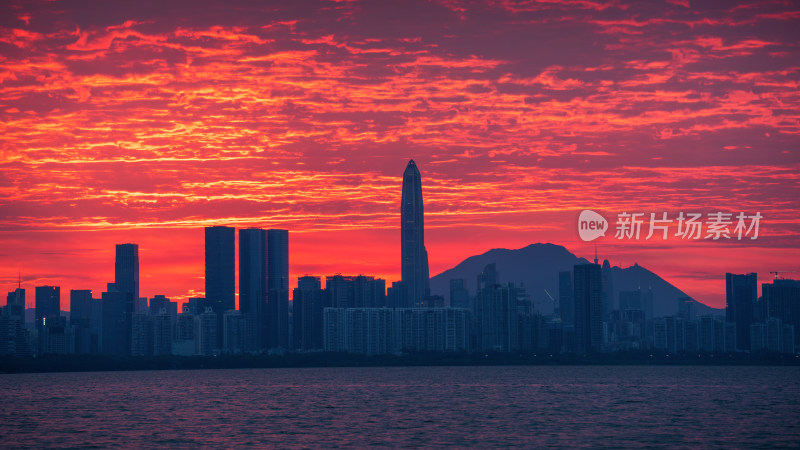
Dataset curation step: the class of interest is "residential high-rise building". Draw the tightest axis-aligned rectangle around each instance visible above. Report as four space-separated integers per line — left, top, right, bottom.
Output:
148 295 177 323
573 263 602 354
195 307 218 356
324 275 386 309
725 272 757 351
601 259 613 320
222 309 245 354
101 283 126 355
153 309 172 356
2 286 29 356
449 279 469 310
267 229 289 349
173 305 196 356
323 307 471 355
643 285 654 321
475 264 519 352
240 228 267 349
400 159 429 308
558 271 573 325
130 312 154 357
699 315 725 353
293 276 323 350
205 226 235 316
386 281 407 309
761 278 800 348
5 287 25 323
678 296 695 321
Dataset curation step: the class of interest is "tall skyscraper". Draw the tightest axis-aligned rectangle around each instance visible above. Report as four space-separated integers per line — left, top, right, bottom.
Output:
35 285 61 355
726 272 757 351
115 243 139 356
114 243 139 314
267 229 289 349
35 285 60 326
205 226 236 316
240 228 267 349
573 263 602 354
400 159 429 308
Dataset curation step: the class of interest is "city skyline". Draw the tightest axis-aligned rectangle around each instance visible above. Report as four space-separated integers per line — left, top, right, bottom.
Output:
4 153 797 357
2 1 800 309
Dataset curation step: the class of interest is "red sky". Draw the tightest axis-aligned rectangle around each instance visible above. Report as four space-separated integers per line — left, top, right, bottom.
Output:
1 0 798 310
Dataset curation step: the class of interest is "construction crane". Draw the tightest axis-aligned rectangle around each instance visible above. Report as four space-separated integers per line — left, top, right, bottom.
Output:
769 271 795 280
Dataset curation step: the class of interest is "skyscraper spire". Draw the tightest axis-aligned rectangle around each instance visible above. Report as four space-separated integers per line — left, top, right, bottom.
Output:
594 243 598 265
401 159 430 307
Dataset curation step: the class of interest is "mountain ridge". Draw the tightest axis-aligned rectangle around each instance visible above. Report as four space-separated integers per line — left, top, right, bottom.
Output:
430 243 723 318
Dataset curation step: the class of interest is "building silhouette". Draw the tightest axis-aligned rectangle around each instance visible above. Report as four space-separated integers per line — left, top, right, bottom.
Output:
573 263 602 354
115 243 138 355
400 159 429 308
1 286 29 356
449 279 469 310
148 295 177 322
153 309 172 356
293 275 324 350
222 309 245 354
131 311 154 356
558 271 573 325
35 285 60 354
205 226 235 348
601 259 613 320
35 285 60 326
267 229 289 349
240 228 267 350
760 278 799 349
475 264 520 352
101 283 126 355
69 289 93 354
323 307 471 355
5 286 25 323
726 272 757 350
114 243 139 316
195 307 218 356
325 275 386 308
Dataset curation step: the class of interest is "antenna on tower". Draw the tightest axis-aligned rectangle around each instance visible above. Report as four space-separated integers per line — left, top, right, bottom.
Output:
18 271 21 289
594 243 598 265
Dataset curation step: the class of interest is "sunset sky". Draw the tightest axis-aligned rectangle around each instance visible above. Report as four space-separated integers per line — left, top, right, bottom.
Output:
1 0 798 310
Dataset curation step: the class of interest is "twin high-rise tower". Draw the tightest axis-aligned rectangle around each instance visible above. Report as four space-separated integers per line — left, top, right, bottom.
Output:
401 159 430 307
206 226 289 350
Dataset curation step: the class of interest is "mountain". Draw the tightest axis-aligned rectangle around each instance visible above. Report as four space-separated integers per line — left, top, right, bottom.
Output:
430 243 723 318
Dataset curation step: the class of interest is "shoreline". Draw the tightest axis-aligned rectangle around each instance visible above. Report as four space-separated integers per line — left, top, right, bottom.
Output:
2 351 798 374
